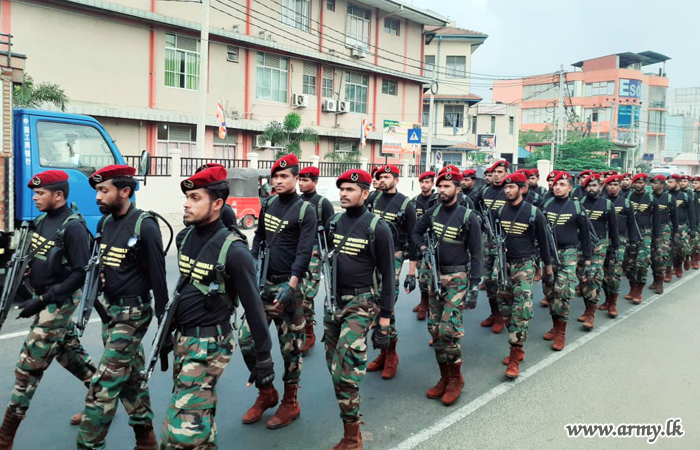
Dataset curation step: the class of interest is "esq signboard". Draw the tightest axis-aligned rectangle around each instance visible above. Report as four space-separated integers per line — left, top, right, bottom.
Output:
618 79 642 99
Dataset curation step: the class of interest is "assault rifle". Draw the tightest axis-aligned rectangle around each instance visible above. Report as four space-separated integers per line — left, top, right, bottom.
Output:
0 223 32 332
423 228 440 294
317 225 336 314
76 234 109 336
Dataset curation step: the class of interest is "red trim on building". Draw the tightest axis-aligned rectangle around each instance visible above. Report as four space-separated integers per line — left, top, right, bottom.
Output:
374 8 380 66
1 0 11 49
318 0 324 52
246 0 251 35
146 124 156 155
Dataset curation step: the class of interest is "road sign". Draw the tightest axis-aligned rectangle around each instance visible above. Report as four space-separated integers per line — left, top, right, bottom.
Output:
643 153 654 161
407 128 422 144
382 120 421 155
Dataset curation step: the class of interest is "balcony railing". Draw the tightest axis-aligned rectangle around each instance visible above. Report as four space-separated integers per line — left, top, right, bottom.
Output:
124 155 172 176
180 157 248 177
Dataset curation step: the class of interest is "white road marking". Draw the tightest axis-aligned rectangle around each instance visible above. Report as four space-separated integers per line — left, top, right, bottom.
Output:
0 317 101 341
392 270 700 449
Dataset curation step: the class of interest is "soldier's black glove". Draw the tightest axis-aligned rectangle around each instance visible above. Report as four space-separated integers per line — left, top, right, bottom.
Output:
404 275 416 293
248 358 275 388
371 325 390 350
543 271 555 287
465 284 479 310
276 284 296 315
160 332 174 372
18 298 45 318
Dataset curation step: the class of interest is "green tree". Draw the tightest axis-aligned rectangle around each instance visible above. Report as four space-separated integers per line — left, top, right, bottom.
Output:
260 112 319 159
531 137 613 172
518 128 552 148
13 74 68 111
324 148 360 163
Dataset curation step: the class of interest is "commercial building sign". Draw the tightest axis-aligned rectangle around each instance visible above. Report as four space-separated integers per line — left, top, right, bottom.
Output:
382 120 421 155
617 105 640 128
477 134 497 149
618 79 642 98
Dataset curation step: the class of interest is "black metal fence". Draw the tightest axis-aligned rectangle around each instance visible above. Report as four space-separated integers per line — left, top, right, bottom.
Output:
180 157 249 177
318 162 358 177
124 155 172 176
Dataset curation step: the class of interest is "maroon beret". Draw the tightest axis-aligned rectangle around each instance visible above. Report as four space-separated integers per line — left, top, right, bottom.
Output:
633 173 649 183
436 170 462 184
552 171 572 183
271 154 299 176
582 173 602 188
89 164 136 188
519 169 532 177
669 174 682 180
546 170 560 181
418 171 436 181
530 169 540 176
196 162 225 173
28 170 69 189
462 169 477 178
489 160 510 171
181 166 228 193
603 174 622 184
370 166 380 175
438 165 460 175
337 169 372 187
503 172 527 186
621 172 632 179
577 170 593 178
650 175 667 182
299 166 320 178
375 164 400 179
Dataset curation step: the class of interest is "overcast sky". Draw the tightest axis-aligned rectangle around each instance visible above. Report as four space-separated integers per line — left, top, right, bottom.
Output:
410 0 696 100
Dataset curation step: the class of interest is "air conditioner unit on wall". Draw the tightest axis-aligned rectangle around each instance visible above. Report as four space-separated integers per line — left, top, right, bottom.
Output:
350 47 366 59
255 135 272 148
337 101 350 114
322 99 337 112
293 94 309 108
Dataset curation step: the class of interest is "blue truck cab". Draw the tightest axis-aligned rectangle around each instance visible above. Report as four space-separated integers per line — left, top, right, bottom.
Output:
12 108 129 233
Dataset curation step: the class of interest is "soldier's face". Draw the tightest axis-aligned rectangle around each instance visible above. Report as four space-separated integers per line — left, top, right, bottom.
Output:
586 180 601 197
606 181 621 196
553 179 572 198
372 178 380 189
680 179 690 189
272 169 298 195
667 179 678 190
485 173 493 184
492 167 507 185
462 177 474 189
298 177 317 194
420 178 434 194
95 180 129 214
528 176 538 187
621 177 632 188
548 179 555 189
437 180 459 204
693 180 700 191
651 180 665 194
339 183 369 209
378 173 398 191
504 183 524 201
183 188 223 226
634 179 647 192
32 188 61 212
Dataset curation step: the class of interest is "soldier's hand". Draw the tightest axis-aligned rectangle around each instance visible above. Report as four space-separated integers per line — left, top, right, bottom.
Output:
18 298 45 318
404 274 417 293
465 285 479 310
583 265 593 282
543 271 555 287
274 284 296 315
247 358 275 388
371 324 390 350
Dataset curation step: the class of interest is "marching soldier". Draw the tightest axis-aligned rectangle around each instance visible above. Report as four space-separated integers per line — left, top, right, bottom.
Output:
482 166 494 192
0 171 96 449
626 173 660 303
541 170 558 203
161 165 275 447
541 171 592 350
461 170 480 203
476 160 509 334
648 175 677 292
620 173 632 198
323 169 395 449
601 175 639 316
491 172 553 378
667 174 696 279
298 166 335 352
412 171 438 320
366 166 381 205
520 170 542 207
570 170 592 201
413 169 482 403
77 165 169 449
195 163 237 228
527 169 548 197
241 154 316 428
365 164 418 380
577 174 619 330
680 175 698 271
692 176 700 269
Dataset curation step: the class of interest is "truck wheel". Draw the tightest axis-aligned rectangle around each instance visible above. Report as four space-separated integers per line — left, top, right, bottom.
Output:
241 215 256 229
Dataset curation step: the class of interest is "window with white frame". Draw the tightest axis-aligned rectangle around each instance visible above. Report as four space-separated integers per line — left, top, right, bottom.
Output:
424 55 436 79
345 72 368 113
165 33 200 90
281 0 310 32
490 116 496 133
521 107 555 125
471 115 477 134
335 139 358 152
256 53 289 103
213 133 237 159
422 109 430 127
444 105 464 128
384 17 400 36
381 79 397 96
322 66 334 98
346 4 371 50
327 0 336 11
585 81 615 97
509 116 514 135
303 63 317 95
157 124 196 157
523 83 556 100
445 56 467 79
226 46 239 63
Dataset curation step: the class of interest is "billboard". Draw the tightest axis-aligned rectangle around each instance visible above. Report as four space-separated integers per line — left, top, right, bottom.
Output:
618 79 642 99
477 134 497 149
617 105 640 128
381 120 421 155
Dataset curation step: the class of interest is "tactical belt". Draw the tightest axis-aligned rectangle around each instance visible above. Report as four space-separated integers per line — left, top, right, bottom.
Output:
338 286 373 296
268 274 291 284
106 293 151 307
178 321 232 338
440 265 467 274
506 256 533 264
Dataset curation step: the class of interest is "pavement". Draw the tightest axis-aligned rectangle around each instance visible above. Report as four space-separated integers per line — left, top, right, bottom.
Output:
0 248 699 449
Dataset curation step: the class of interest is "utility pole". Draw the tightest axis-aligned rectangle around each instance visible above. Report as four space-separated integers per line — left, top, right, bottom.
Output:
425 78 437 171
551 65 565 167
196 0 210 157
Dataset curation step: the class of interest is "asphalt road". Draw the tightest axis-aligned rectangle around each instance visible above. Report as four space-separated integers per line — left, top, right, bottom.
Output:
1 242 698 449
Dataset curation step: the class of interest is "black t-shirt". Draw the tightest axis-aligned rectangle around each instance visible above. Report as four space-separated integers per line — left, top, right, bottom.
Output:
302 191 335 244
99 206 169 316
524 189 541 208
326 206 394 318
477 184 507 214
414 192 437 218
28 204 90 303
628 190 661 238
495 201 552 264
221 203 237 228
670 189 697 229
608 194 639 242
412 201 483 285
175 219 271 360
251 192 316 280
571 185 585 202
370 191 418 260
581 195 620 248
543 196 593 260
653 191 678 233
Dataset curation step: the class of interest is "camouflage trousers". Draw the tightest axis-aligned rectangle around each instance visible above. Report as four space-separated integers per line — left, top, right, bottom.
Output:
323 292 379 423
603 237 627 294
160 331 234 449
239 280 305 385
303 249 321 323
428 271 467 364
77 302 154 449
483 242 500 302
543 248 578 321
673 223 692 265
9 293 95 418
693 228 700 254
629 229 652 284
577 239 609 305
417 256 432 293
652 224 673 276
374 250 404 341
497 259 535 346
